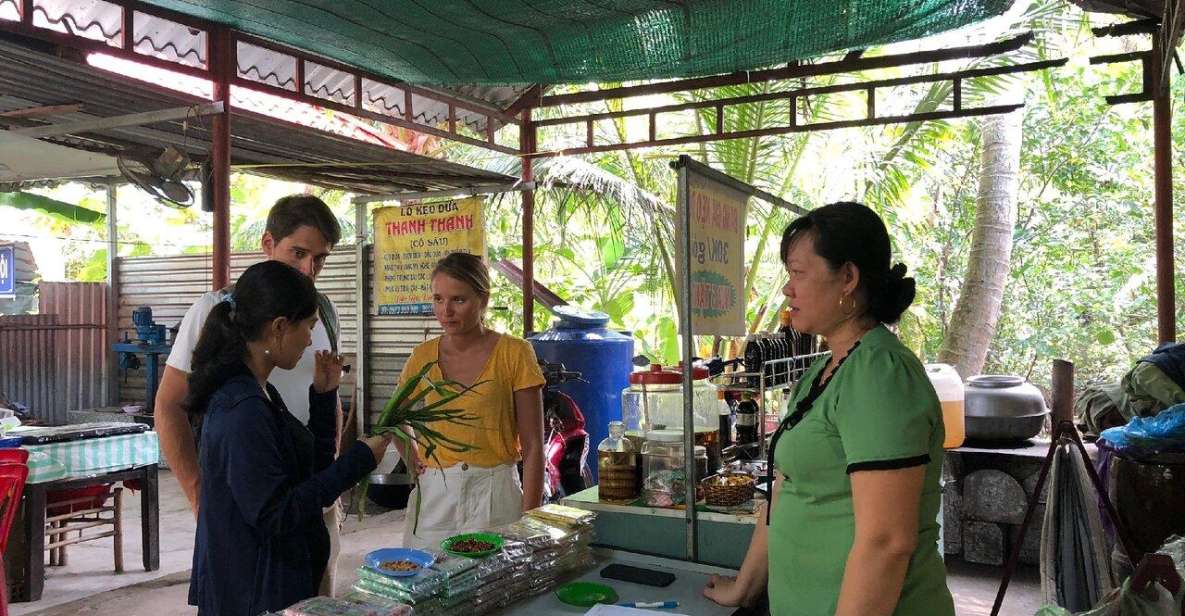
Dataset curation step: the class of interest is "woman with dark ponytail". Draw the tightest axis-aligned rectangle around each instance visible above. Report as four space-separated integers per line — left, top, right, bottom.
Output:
705 202 953 615
184 261 390 616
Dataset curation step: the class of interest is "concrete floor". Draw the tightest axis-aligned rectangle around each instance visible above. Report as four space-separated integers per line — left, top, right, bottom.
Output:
11 470 1043 615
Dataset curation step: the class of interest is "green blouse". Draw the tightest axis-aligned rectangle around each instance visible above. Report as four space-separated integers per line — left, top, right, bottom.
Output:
767 325 954 616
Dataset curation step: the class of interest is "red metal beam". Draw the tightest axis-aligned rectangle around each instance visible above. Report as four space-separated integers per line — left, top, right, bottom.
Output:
225 73 521 155
521 110 536 337
235 33 519 125
533 58 1064 130
0 18 213 80
503 85 543 118
0 1 519 157
1100 36 1179 342
210 27 232 291
1154 39 1176 343
537 32 1034 107
528 105 1024 159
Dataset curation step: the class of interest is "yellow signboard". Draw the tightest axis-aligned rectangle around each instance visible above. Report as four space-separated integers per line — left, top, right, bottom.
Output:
676 169 749 337
373 197 486 315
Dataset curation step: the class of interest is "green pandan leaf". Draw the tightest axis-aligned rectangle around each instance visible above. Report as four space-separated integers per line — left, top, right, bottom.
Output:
355 361 484 525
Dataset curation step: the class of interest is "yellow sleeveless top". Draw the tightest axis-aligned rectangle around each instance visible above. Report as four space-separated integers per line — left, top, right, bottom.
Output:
397 334 545 468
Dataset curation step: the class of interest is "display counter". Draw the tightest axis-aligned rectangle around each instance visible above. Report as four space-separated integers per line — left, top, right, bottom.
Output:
499 547 739 615
561 486 756 569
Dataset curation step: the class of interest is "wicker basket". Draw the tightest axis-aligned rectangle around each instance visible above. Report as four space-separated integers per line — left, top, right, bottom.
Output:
701 472 755 507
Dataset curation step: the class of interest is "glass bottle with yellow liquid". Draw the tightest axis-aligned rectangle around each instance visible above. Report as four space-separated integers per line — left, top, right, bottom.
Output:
597 421 640 503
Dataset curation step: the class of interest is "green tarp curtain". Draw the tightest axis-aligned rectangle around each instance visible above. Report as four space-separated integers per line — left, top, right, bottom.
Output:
144 0 1016 85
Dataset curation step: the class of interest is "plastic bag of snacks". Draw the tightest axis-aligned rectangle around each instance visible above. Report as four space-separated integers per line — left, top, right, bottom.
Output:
351 580 426 608
355 565 447 602
525 503 596 529
470 583 514 613
338 592 414 615
495 535 535 562
519 515 583 546
350 582 446 616
475 551 513 580
424 551 481 598
427 551 479 579
490 520 556 550
555 548 595 574
282 595 413 616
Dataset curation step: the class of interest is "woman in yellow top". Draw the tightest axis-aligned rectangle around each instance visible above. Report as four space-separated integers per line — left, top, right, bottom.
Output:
396 253 545 549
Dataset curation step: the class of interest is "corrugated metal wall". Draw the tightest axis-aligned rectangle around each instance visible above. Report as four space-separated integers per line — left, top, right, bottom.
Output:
0 282 109 424
117 247 441 427
0 314 57 422
40 282 109 414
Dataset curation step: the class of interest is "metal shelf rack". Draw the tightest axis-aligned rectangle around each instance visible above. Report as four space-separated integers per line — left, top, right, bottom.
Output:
712 351 827 457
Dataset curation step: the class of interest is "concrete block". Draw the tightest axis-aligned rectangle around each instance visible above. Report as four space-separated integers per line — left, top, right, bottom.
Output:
1022 470 1050 504
943 480 962 555
999 457 1044 485
963 469 1027 524
964 521 1005 566
1018 504 1045 566
942 452 964 483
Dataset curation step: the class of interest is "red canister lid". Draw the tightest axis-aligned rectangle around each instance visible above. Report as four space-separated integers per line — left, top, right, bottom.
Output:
629 364 682 385
629 363 709 384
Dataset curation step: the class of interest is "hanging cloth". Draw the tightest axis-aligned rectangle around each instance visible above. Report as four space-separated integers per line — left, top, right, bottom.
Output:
1040 441 1114 612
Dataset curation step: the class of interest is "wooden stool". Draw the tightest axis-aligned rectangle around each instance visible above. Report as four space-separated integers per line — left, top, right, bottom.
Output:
44 485 122 573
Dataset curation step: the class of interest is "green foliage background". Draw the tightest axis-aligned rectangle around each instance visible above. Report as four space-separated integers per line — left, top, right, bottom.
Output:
6 2 1179 395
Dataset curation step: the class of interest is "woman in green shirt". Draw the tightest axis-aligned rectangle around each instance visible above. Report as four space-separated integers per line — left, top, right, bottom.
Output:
704 202 954 616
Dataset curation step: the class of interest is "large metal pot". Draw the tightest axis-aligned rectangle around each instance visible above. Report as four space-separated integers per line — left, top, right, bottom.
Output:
964 414 1047 441
964 375 1047 441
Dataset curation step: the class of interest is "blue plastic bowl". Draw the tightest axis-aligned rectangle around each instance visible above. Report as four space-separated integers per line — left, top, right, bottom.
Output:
364 547 435 577
0 436 24 448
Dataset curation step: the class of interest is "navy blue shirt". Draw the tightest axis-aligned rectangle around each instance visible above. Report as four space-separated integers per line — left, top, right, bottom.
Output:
188 371 376 616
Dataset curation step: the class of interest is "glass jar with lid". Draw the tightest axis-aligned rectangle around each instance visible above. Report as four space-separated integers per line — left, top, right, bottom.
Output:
598 421 640 503
622 364 726 473
641 430 702 508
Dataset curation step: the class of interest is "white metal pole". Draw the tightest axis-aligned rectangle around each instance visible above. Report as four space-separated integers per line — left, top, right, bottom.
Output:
354 199 368 438
676 157 698 562
105 180 119 406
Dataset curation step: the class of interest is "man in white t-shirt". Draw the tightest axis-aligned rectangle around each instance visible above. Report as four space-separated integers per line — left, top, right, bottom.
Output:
154 194 347 596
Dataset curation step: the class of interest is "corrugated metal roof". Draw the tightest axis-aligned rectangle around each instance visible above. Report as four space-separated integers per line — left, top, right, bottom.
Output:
0 0 534 134
0 37 516 195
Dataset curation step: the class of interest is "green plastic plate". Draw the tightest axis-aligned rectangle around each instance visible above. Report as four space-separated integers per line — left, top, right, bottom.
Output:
440 532 503 558
555 581 620 607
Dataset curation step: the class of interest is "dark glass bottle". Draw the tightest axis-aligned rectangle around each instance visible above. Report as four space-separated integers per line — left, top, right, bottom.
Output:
778 309 795 385
756 334 774 388
743 334 762 388
735 394 760 445
718 390 734 448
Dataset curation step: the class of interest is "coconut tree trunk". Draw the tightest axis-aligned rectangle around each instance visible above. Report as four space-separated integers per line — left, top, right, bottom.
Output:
938 111 1022 378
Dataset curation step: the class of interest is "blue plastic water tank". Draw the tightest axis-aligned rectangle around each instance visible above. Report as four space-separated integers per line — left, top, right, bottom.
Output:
528 306 634 482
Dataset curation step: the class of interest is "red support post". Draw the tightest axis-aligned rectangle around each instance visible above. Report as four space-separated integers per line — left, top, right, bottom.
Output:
1154 37 1176 343
210 27 232 290
521 111 537 337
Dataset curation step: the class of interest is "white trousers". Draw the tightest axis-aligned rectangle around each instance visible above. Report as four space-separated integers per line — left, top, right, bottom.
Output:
402 463 523 550
319 501 342 597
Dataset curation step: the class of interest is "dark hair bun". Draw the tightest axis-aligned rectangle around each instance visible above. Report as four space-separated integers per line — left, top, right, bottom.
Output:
781 202 917 325
868 263 915 324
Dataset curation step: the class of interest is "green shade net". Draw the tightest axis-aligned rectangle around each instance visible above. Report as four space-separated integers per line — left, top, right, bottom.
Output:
145 0 1016 85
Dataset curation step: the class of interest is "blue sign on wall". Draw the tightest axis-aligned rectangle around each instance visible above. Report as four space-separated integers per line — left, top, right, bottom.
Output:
0 245 14 297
